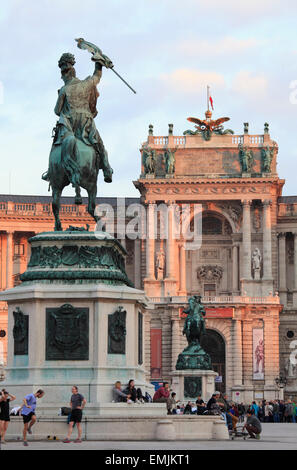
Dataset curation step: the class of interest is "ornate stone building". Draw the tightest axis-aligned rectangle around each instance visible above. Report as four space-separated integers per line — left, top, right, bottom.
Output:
1 112 297 401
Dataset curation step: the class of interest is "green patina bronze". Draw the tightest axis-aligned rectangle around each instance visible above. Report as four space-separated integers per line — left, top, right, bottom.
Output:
20 232 133 287
164 146 177 175
176 296 212 370
42 39 115 231
184 376 202 398
238 143 254 174
13 307 29 356
108 306 127 354
142 143 156 175
46 304 89 360
261 144 275 173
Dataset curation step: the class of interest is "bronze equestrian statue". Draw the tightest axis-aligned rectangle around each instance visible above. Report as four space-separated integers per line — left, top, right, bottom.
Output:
42 39 135 231
176 295 212 370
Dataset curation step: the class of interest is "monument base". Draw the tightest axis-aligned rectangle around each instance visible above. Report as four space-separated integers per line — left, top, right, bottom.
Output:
1 282 155 403
5 414 229 441
170 369 218 402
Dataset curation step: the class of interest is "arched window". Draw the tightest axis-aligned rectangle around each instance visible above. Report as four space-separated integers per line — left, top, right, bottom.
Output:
202 216 222 235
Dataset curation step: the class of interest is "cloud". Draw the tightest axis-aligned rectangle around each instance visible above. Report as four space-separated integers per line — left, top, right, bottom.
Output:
161 69 225 94
232 71 268 98
178 36 261 58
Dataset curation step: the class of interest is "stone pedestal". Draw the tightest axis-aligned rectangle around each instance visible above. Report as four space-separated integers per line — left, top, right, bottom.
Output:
170 369 218 402
0 230 154 403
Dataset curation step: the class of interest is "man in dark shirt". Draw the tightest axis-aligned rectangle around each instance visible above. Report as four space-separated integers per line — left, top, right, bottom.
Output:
243 409 262 439
63 386 86 443
206 392 222 414
196 395 206 415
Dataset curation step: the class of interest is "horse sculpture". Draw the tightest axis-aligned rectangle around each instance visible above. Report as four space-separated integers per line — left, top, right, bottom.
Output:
176 295 212 370
183 295 206 349
42 47 114 231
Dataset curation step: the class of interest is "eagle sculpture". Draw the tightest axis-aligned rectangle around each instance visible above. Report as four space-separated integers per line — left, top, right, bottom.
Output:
184 112 234 141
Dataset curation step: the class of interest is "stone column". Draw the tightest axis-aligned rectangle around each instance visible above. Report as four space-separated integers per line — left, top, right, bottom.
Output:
293 233 297 306
278 233 286 305
6 231 14 289
171 316 181 371
232 243 239 293
164 202 178 295
146 203 156 280
179 242 186 295
166 202 175 279
134 238 141 289
241 200 252 280
232 319 243 386
262 200 272 279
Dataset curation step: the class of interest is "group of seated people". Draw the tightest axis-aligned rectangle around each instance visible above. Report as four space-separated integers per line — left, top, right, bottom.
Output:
111 382 262 439
112 380 146 403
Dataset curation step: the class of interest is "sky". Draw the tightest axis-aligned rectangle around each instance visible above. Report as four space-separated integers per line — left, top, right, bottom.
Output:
1 0 297 199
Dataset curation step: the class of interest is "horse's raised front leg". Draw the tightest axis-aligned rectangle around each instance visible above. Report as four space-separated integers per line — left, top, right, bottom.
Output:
52 187 63 231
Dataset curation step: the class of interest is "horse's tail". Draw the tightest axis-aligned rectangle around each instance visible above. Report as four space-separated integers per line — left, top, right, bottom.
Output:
61 134 81 186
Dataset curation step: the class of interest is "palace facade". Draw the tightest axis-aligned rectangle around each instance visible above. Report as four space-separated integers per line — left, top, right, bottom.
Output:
1 112 297 402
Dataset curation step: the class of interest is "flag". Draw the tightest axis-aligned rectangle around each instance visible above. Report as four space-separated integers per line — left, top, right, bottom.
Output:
209 95 214 110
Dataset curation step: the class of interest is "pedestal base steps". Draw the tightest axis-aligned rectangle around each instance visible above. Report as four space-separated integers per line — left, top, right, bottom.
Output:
5 412 229 441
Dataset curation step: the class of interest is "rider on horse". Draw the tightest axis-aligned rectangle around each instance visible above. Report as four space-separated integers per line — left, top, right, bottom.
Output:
42 51 113 202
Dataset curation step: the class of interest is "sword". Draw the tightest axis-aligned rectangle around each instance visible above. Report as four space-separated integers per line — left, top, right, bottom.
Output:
110 68 136 94
75 37 136 94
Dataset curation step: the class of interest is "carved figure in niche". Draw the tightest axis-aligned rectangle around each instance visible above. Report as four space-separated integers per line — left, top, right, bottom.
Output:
285 357 296 377
252 247 262 279
156 248 166 280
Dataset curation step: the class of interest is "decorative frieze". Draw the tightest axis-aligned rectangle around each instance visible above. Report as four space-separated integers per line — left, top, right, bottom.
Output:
197 265 223 281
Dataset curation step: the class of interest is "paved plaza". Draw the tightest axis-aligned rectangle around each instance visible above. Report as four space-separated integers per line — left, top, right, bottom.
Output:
1 424 297 451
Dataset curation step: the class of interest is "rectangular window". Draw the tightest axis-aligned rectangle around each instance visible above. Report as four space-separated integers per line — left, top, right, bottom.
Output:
14 244 24 256
204 283 216 297
150 329 162 378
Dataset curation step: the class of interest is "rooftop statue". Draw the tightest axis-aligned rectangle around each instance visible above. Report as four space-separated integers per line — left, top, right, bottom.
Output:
42 39 135 231
239 143 254 174
183 110 234 141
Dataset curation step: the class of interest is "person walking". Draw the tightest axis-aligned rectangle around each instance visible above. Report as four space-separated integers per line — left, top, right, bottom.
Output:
0 389 16 444
63 386 86 443
21 389 44 446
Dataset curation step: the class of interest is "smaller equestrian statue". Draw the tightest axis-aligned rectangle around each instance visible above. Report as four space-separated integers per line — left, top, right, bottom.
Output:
176 295 212 370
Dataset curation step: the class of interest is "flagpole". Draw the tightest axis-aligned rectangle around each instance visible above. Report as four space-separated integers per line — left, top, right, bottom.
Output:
207 85 210 111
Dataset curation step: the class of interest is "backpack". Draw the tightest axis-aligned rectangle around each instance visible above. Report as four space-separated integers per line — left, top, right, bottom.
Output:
60 407 71 416
144 392 152 403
